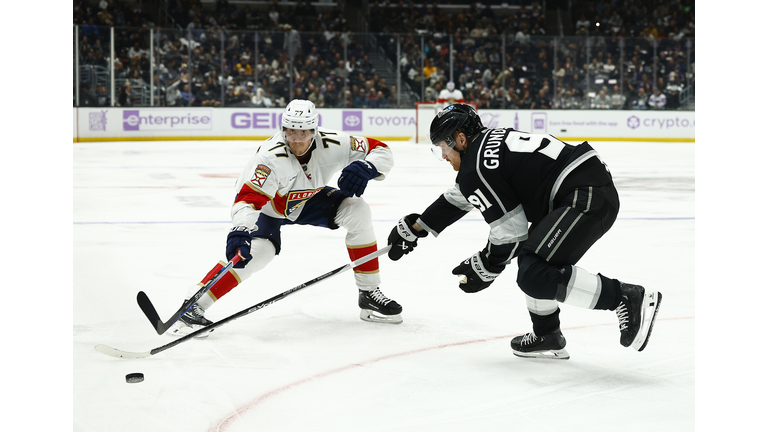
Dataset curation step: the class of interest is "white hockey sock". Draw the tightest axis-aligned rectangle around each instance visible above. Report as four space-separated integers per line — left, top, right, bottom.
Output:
559 265 603 309
334 197 381 290
525 295 559 316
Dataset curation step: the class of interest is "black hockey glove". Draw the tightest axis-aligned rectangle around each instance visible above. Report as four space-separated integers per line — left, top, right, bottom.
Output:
451 252 501 293
226 226 254 268
337 160 379 197
387 213 428 261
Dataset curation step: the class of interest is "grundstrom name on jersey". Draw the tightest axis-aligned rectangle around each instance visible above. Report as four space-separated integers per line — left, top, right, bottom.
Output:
482 129 506 170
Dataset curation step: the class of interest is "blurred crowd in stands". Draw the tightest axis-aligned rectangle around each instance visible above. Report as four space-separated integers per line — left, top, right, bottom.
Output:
74 0 694 111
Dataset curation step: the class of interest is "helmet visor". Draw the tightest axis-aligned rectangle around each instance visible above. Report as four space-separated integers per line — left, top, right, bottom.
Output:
431 138 457 161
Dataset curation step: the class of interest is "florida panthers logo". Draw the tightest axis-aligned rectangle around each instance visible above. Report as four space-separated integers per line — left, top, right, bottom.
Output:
284 188 322 217
351 137 366 152
251 164 271 187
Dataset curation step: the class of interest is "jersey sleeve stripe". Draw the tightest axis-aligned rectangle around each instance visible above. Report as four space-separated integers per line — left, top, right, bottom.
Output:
366 137 390 153
234 184 271 210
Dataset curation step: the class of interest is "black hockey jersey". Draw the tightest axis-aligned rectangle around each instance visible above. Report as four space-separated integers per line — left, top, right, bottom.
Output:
417 128 602 271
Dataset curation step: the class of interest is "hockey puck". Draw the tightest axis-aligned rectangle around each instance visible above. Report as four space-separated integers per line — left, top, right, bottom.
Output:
125 373 144 384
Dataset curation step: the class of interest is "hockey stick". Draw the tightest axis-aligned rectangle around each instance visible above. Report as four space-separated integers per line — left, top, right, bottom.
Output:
95 245 390 359
137 253 242 335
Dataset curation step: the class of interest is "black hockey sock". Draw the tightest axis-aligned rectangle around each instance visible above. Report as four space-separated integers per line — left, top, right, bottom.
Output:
594 274 622 310
530 308 561 336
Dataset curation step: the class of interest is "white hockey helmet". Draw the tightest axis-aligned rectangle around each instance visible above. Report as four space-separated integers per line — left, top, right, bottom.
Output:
447 81 455 92
282 99 319 132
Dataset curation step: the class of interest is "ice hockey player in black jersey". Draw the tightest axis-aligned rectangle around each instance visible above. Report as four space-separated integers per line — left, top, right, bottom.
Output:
387 103 661 359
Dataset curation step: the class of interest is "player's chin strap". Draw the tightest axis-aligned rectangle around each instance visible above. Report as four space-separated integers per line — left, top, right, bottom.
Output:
95 246 392 359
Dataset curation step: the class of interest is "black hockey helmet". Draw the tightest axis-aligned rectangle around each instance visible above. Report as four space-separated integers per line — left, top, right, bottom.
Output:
429 103 484 147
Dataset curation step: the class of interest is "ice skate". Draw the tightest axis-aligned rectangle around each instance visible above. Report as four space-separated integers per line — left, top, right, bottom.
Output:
511 329 570 360
616 283 662 351
170 301 215 338
358 287 403 324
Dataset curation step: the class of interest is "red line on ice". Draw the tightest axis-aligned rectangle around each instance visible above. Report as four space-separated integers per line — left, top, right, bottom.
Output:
212 316 693 432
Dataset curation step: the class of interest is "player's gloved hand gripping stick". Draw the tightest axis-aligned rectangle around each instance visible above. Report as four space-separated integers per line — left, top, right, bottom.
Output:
96 246 390 359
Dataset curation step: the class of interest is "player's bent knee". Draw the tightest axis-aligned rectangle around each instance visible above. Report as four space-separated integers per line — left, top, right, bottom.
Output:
234 238 276 280
516 252 549 297
334 197 373 233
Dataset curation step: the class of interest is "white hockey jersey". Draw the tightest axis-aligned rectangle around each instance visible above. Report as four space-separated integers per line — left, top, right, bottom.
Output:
437 89 465 108
231 127 393 228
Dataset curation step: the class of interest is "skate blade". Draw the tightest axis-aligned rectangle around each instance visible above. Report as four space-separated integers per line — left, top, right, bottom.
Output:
169 321 213 339
631 291 662 351
512 348 570 360
359 309 403 324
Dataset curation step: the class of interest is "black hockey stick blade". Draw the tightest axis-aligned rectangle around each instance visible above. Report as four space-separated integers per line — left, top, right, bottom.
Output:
96 246 390 359
137 254 241 335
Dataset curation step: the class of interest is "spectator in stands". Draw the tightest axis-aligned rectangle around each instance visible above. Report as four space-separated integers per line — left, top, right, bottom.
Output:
117 81 132 107
552 88 568 109
243 81 256 101
631 87 649 110
129 69 147 92
252 88 273 108
180 83 195 106
94 84 110 107
506 87 521 108
196 83 221 107
423 58 437 82
128 42 144 61
575 14 590 34
610 85 626 109
114 60 129 80
324 80 341 108
74 0 694 112
532 88 552 109
307 83 325 108
490 87 508 109
592 87 611 109
648 87 667 109
77 84 96 107
308 70 325 92
371 90 389 108
353 88 369 108
664 71 684 109
520 88 534 109
565 90 582 109
587 58 603 78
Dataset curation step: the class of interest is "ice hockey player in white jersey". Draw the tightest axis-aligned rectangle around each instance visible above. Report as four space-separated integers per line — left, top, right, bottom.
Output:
172 99 403 335
387 104 661 359
437 81 464 109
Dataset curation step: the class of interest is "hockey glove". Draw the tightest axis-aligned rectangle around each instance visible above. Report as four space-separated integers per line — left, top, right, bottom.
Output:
337 160 379 197
226 226 254 268
387 213 428 261
452 252 501 293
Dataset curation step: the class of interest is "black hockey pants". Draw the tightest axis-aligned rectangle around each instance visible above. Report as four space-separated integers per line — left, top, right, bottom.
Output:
516 155 621 311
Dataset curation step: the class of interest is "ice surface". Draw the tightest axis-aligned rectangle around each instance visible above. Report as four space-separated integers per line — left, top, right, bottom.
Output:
72 139 694 432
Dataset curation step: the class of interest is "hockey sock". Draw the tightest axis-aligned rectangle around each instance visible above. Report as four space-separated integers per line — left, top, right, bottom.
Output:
594 273 621 310
529 308 562 336
556 265 621 311
347 242 379 274
189 262 242 309
347 242 380 291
